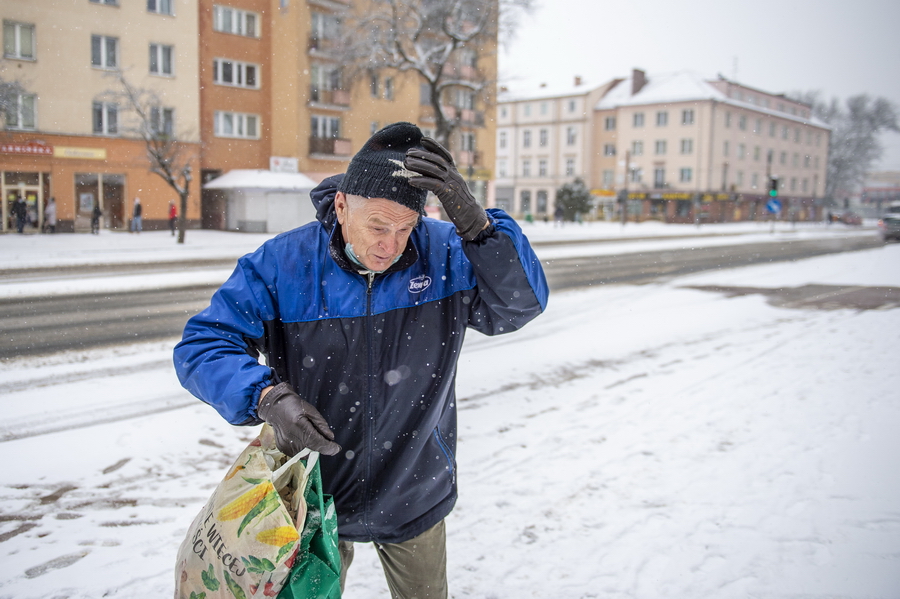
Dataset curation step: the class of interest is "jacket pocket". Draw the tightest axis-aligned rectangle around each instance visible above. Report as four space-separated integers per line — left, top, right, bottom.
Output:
432 426 456 486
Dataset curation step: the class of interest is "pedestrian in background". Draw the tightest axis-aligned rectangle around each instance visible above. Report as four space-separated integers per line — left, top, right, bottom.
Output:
131 197 142 233
91 203 102 235
13 195 27 233
168 200 177 236
44 197 57 234
174 122 549 599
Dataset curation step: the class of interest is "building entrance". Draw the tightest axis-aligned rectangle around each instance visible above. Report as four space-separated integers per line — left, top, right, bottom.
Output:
2 171 49 233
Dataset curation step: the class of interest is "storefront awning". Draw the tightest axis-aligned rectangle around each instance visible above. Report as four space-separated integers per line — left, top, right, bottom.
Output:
203 169 318 191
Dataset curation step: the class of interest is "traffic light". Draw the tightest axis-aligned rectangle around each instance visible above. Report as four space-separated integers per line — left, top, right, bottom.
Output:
768 177 779 198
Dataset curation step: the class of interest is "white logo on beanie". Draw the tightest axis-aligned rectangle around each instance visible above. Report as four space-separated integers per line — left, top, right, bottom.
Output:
388 159 419 180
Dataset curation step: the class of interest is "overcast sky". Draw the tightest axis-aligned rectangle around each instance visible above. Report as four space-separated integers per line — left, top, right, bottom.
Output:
497 0 900 171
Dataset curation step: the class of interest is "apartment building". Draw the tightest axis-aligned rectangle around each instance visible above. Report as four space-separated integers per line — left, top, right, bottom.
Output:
594 70 830 222
2 0 495 234
495 76 618 218
498 69 830 223
1 0 201 232
199 0 496 231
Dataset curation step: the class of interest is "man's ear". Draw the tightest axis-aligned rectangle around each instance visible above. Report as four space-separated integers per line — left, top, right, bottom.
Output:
334 191 347 225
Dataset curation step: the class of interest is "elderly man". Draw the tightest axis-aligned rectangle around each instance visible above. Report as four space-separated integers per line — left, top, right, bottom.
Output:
175 122 548 598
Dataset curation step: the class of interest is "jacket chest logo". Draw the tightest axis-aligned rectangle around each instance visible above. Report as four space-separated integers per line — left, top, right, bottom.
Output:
408 274 432 293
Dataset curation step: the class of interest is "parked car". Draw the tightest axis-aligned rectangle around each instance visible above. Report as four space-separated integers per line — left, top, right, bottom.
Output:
831 211 862 225
877 213 900 242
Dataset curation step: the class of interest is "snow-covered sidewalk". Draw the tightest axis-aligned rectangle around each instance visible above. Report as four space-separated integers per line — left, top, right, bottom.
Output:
0 241 897 598
0 220 878 300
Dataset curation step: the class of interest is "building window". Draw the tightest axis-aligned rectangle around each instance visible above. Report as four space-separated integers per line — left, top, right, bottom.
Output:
632 141 643 156
737 143 745 159
215 111 259 139
498 159 507 178
566 158 575 176
568 100 576 113
92 101 118 135
754 146 761 161
630 167 643 184
739 115 747 131
538 159 547 177
461 132 475 152
213 5 259 37
213 59 258 88
605 116 616 130
566 126 576 145
751 173 759 189
5 93 36 129
793 153 800 167
656 111 668 126
723 141 729 157
782 125 789 140
522 160 531 177
804 154 811 168
755 118 762 134
147 0 174 15
383 77 394 101
654 167 665 188
90 0 119 5
370 72 379 97
499 131 507 149
311 114 340 138
603 144 616 156
537 190 548 214
725 112 731 127
540 101 548 115
523 130 531 148
91 34 118 69
736 171 744 187
633 112 644 127
681 138 693 154
655 140 667 155
150 106 174 136
539 128 548 147
520 190 531 213
794 128 801 143
769 122 776 137
779 151 787 165
682 109 694 125
149 43 173 76
3 21 35 60
602 169 613 187
680 167 692 182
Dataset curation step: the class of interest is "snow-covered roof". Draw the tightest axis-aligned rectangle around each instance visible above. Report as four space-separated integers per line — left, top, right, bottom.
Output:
594 70 830 129
203 169 318 191
498 77 604 102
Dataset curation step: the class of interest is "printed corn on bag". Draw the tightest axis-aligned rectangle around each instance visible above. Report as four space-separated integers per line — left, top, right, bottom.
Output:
175 425 313 599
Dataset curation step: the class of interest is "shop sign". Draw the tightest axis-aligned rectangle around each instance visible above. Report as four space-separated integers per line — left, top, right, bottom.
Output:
1 142 53 156
269 156 298 173
591 189 617 197
54 146 107 160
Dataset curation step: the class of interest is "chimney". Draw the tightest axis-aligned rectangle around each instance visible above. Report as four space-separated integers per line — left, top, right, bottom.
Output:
574 76 583 87
632 68 647 95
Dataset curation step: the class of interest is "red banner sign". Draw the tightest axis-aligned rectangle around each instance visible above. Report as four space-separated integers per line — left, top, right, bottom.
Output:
0 143 53 156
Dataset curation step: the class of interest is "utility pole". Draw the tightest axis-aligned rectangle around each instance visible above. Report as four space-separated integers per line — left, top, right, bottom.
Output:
620 149 630 226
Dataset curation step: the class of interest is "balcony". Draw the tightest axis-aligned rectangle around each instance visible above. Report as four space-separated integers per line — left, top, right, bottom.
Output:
308 0 350 8
308 36 339 55
309 87 350 108
309 136 352 157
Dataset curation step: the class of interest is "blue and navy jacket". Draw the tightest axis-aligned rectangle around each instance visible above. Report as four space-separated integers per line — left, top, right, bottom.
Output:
174 175 549 543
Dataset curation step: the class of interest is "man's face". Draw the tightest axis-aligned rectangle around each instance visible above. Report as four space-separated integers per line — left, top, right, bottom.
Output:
334 192 420 272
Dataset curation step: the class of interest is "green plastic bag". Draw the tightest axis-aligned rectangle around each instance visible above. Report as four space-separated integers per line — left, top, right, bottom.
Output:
277 456 341 599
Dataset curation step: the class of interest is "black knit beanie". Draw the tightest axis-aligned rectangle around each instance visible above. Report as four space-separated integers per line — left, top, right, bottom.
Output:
337 122 428 214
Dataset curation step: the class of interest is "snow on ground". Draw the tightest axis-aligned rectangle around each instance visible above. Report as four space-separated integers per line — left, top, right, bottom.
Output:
0 227 898 598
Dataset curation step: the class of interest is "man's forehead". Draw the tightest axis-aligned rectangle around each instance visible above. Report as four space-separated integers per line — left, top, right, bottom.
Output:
349 196 418 225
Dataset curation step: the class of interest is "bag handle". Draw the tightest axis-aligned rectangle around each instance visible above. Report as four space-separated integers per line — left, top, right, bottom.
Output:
272 448 319 489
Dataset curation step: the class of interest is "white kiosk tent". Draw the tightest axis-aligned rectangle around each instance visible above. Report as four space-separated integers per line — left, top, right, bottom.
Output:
203 169 320 233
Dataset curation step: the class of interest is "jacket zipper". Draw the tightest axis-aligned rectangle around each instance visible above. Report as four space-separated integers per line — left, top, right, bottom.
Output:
362 270 376 537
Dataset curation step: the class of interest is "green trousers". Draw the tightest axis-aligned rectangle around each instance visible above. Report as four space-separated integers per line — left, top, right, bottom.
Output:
339 519 448 599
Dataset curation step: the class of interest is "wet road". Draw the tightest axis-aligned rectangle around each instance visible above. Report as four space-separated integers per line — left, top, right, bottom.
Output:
0 235 886 359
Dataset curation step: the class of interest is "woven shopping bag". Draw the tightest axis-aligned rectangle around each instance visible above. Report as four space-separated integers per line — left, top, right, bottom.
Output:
175 424 338 598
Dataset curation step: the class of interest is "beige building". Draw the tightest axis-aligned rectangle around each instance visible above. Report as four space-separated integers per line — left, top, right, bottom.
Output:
498 69 831 223
494 76 618 217
2 0 201 232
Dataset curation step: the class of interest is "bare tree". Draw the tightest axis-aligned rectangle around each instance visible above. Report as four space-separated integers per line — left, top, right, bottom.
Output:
103 71 195 243
794 91 900 203
338 0 532 147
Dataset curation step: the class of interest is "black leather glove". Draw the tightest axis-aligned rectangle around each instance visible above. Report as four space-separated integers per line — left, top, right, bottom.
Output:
405 137 489 241
256 382 341 457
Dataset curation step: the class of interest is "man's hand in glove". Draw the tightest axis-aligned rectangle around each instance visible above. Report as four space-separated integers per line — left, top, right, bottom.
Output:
405 137 490 241
257 382 341 457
